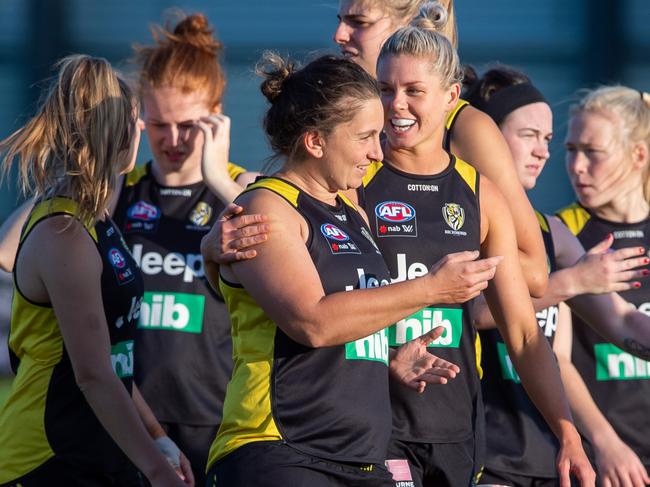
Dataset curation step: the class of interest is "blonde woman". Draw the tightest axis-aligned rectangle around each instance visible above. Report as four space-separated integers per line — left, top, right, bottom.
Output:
0 55 189 487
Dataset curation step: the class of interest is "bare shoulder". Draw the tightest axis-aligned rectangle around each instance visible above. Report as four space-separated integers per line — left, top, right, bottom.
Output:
454 105 500 139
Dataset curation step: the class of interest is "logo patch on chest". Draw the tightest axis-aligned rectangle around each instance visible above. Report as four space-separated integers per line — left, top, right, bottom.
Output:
320 223 361 254
108 247 135 285
125 200 160 233
442 203 467 236
188 201 213 229
375 201 417 238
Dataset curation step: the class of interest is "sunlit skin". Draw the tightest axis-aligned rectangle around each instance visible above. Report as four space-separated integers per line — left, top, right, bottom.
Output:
499 102 553 190
141 86 221 185
284 97 384 203
377 54 459 174
565 110 649 222
334 0 398 78
121 108 145 175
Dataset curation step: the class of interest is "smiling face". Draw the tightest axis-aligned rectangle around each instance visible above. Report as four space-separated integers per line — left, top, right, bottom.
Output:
377 54 459 153
334 0 402 78
318 97 384 191
141 86 219 178
565 110 641 210
500 102 553 190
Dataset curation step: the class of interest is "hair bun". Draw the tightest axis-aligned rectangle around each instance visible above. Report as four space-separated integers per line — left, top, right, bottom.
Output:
412 1 448 32
257 51 297 103
170 13 222 54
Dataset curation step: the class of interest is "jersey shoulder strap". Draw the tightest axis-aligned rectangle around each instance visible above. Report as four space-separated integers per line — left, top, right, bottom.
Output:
555 202 591 236
241 177 300 208
454 157 478 194
22 197 98 244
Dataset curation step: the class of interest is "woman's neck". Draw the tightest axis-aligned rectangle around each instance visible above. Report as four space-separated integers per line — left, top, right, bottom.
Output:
591 186 650 223
151 160 203 187
383 136 450 175
276 166 338 206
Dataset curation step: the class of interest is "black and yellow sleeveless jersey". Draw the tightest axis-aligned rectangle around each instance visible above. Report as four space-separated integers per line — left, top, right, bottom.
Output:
358 155 481 443
208 177 393 468
0 198 144 483
112 161 245 426
557 202 650 467
443 98 470 152
479 211 559 478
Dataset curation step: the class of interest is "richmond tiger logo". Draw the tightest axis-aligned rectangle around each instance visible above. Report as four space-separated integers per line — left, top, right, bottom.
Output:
189 202 212 227
442 203 465 231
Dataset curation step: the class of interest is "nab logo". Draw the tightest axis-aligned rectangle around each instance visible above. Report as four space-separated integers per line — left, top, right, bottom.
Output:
375 201 415 223
320 223 350 241
108 248 126 269
127 201 160 221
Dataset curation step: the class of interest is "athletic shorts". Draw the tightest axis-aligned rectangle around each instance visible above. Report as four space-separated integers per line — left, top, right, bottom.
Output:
476 467 558 487
0 456 146 487
206 440 394 487
161 421 218 487
386 437 477 487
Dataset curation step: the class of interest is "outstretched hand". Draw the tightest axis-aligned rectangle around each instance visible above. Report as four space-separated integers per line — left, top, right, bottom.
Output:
390 327 461 393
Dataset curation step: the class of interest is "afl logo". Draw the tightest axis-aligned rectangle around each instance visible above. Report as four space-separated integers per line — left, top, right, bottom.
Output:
108 248 127 269
375 201 415 223
320 223 350 242
127 201 160 221
442 203 465 231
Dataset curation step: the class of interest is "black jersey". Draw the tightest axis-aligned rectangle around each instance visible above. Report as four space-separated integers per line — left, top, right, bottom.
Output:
208 177 393 468
557 202 650 466
443 99 470 152
479 211 559 478
359 155 482 443
0 198 143 482
113 161 245 426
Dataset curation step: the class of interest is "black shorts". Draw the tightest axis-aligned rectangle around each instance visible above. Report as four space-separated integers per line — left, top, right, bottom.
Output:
0 456 146 487
477 467 558 487
386 437 477 487
161 421 218 487
207 441 394 487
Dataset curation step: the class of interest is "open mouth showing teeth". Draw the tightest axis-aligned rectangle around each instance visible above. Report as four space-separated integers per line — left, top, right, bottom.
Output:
391 119 415 132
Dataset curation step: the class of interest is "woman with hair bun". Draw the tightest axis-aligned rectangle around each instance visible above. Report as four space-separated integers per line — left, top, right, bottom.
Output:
0 55 186 487
0 12 257 485
202 52 484 487
466 67 650 487
555 86 650 486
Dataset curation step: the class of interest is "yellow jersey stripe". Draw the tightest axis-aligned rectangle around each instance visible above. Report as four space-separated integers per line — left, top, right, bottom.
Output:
445 99 469 130
454 158 477 194
242 178 300 208
22 198 97 243
556 203 591 236
362 161 383 188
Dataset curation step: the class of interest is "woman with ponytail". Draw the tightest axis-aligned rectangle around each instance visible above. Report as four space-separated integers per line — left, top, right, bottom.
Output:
0 55 187 487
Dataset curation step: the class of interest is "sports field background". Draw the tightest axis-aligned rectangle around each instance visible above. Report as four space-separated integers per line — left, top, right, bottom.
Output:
0 0 648 384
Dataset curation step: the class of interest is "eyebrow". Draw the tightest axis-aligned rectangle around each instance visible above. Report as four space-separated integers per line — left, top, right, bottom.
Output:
519 127 553 136
338 13 372 22
357 129 379 137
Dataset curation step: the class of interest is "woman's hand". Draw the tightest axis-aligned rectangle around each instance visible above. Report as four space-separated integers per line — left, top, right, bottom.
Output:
593 434 650 487
154 436 195 486
556 432 596 487
390 327 461 393
425 251 503 304
571 234 648 294
201 203 269 265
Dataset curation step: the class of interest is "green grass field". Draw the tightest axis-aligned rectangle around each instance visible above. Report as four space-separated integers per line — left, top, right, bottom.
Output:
0 376 12 408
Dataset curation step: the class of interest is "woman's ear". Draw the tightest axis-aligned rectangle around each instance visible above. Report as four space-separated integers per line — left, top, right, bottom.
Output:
445 83 461 111
303 130 325 159
211 102 223 115
631 140 649 170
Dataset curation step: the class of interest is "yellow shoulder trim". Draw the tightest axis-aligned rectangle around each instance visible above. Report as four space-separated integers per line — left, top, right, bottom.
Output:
534 210 550 234
227 162 247 181
242 178 300 208
23 198 97 243
556 203 590 236
445 99 469 130
362 160 383 188
337 192 357 211
125 163 148 187
454 158 477 194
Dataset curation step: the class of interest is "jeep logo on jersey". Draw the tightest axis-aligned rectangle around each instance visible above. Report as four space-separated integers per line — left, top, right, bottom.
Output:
138 292 205 334
320 223 362 255
345 328 389 365
189 201 212 227
127 201 160 221
131 244 204 283
497 342 521 383
594 343 650 380
111 340 134 378
108 248 126 268
536 305 558 338
442 203 465 232
375 201 417 238
388 307 463 348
